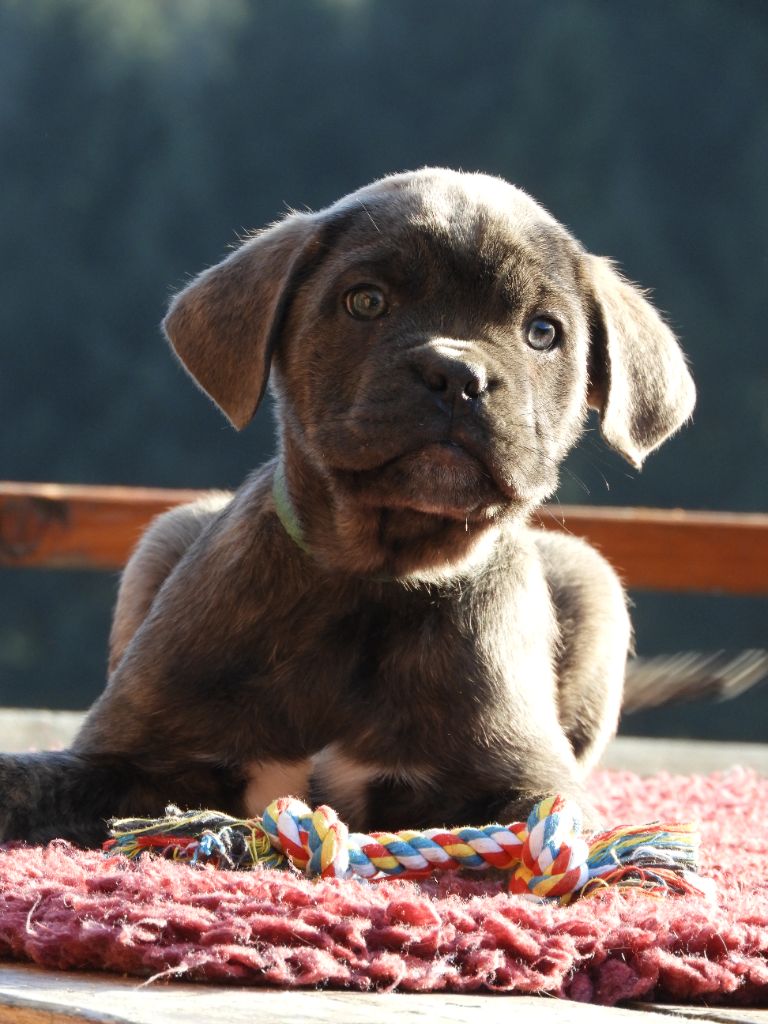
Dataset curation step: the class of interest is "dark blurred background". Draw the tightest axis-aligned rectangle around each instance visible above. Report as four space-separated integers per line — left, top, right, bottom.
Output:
0 0 766 740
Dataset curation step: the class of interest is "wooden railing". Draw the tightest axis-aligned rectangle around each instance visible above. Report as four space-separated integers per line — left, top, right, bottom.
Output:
1 481 767 595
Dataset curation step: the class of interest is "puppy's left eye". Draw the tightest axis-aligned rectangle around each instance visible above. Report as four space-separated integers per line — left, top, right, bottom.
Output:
526 317 559 351
344 285 389 320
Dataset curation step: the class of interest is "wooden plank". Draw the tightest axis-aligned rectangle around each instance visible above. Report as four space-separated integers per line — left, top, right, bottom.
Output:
0 482 204 572
600 736 768 776
533 505 768 596
1 708 766 774
0 963 706 1024
631 1005 768 1024
0 993 133 1024
1 482 768 594
0 708 85 752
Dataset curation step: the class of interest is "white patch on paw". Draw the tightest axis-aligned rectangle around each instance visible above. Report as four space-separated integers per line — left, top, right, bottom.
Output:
243 759 311 816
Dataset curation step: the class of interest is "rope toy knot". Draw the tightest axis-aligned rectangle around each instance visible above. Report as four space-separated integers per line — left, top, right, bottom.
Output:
260 796 351 877
509 795 590 900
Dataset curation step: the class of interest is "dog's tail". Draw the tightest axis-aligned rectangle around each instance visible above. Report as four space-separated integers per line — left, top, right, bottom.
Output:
622 649 768 713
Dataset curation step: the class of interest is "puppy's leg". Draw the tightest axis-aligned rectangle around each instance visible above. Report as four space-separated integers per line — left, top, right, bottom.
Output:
0 494 245 847
0 750 243 846
1 482 319 845
535 531 630 772
109 493 231 671
0 752 154 846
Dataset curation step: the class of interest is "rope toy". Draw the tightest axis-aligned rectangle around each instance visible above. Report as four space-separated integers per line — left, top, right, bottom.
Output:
104 794 705 904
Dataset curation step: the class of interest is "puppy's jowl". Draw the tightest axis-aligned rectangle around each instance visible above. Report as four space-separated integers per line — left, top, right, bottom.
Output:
0 169 695 845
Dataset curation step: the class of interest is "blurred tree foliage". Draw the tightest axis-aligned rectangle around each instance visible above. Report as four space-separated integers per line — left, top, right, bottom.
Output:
0 0 766 736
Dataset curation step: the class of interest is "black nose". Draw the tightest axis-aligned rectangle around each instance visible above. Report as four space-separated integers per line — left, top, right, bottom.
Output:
413 349 488 405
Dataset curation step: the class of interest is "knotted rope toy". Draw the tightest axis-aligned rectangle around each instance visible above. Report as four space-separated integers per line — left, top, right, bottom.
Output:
104 794 706 904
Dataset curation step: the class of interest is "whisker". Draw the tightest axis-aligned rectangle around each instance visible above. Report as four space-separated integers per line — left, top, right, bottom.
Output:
535 502 576 538
560 465 591 496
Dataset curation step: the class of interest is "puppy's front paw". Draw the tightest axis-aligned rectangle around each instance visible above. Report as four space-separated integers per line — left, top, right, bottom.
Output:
565 795 604 836
0 756 22 843
500 788 604 836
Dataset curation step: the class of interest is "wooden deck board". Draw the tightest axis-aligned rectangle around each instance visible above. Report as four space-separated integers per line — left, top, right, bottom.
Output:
631 1006 768 1024
0 963 740 1024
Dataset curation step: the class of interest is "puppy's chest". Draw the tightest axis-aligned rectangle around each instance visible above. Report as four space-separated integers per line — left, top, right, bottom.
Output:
244 572 556 826
281 588 492 724
244 592 485 821
266 568 552 713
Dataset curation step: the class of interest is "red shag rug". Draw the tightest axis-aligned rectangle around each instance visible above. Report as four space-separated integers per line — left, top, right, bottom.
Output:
1 768 767 1006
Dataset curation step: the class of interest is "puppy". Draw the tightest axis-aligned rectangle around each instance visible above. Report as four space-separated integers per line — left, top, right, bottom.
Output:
0 168 695 845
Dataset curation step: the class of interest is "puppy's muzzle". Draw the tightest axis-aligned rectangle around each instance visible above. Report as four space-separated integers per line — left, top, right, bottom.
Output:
410 340 489 414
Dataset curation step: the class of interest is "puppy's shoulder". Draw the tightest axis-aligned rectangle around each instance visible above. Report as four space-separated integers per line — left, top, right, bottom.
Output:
130 490 233 567
530 526 627 607
180 461 278 558
135 462 275 573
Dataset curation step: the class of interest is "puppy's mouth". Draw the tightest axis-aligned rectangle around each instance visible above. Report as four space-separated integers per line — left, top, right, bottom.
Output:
334 441 512 520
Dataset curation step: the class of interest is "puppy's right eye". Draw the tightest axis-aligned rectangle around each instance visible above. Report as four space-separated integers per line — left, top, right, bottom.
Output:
526 317 559 351
344 285 389 320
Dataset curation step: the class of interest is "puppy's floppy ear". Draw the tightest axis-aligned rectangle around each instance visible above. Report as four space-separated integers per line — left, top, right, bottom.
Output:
163 213 315 430
585 254 696 468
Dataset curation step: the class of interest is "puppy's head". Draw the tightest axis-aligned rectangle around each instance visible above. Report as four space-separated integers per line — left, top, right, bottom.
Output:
164 169 694 574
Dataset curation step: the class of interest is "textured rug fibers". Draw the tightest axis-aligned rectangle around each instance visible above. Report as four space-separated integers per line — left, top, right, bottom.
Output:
1 768 767 1005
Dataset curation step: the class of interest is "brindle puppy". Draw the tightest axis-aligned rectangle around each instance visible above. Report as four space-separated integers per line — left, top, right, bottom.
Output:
0 169 695 845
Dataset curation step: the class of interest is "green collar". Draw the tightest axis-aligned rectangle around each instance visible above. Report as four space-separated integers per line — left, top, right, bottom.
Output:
272 461 395 582
272 461 311 553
